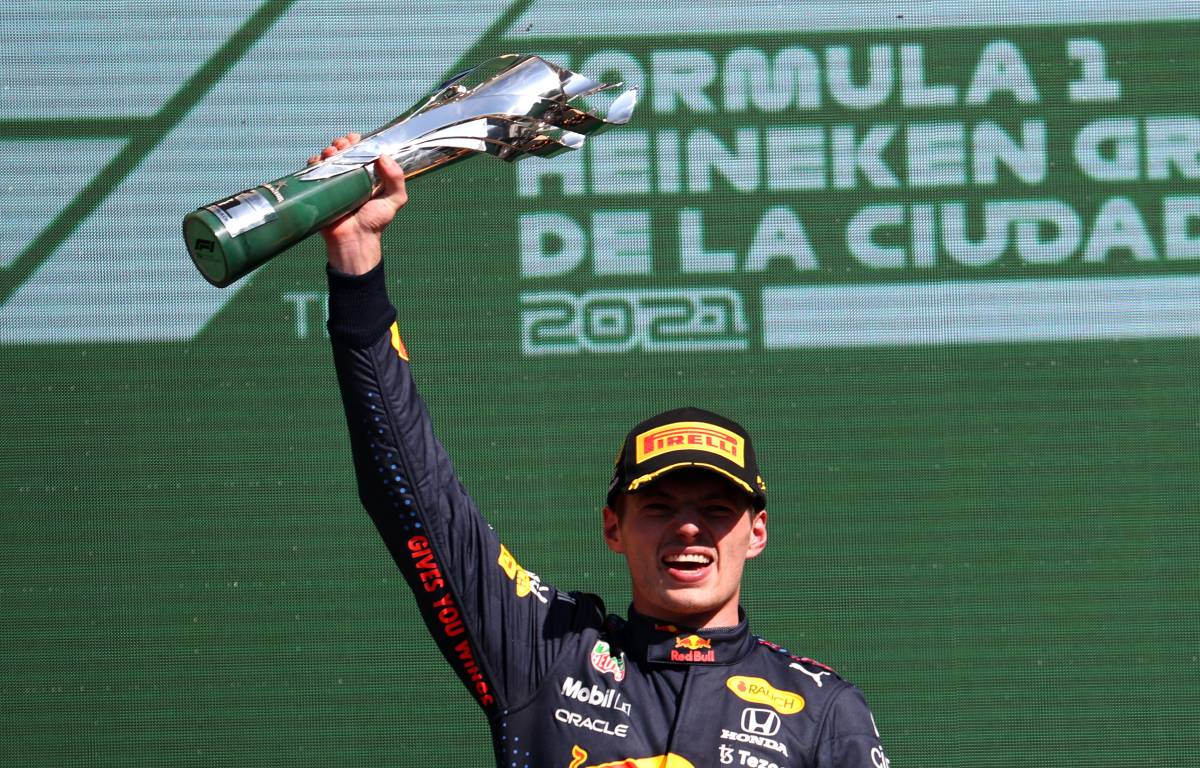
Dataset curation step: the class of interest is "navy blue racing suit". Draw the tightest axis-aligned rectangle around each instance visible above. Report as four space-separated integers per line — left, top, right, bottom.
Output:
327 263 890 768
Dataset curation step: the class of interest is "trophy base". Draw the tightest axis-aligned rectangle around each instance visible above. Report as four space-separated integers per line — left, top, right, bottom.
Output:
185 168 375 288
184 208 248 288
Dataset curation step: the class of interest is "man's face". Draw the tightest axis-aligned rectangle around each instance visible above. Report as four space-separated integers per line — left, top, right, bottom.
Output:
603 468 767 629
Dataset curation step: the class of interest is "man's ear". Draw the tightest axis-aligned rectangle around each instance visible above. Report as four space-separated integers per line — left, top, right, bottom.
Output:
746 508 768 560
602 505 624 554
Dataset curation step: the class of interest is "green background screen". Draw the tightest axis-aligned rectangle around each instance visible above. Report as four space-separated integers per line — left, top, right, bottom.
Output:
3 2 1197 765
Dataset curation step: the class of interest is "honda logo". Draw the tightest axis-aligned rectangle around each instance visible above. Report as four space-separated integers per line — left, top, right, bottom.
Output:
740 707 780 736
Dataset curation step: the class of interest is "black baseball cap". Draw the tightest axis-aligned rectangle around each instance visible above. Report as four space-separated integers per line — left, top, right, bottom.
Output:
607 407 767 510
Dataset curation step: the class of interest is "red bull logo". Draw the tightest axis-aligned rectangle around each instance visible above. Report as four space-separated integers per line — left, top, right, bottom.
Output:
568 745 696 768
670 635 716 662
674 635 712 651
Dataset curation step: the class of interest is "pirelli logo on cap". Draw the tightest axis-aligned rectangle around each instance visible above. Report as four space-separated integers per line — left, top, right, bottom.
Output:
636 421 745 467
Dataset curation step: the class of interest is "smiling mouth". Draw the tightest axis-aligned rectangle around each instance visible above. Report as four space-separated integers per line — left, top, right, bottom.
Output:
662 552 713 571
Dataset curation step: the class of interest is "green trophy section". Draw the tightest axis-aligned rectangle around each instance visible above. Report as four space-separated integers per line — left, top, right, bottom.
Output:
185 168 375 287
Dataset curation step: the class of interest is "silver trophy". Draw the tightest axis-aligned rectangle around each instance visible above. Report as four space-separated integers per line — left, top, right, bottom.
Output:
184 54 638 287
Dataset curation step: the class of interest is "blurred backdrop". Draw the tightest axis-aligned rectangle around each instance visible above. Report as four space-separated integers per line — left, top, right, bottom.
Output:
2 1 1198 766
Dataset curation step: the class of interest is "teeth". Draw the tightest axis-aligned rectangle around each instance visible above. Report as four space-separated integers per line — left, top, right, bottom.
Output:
664 553 712 565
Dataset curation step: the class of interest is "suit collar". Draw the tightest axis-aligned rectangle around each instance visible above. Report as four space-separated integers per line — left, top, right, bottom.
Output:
615 607 756 666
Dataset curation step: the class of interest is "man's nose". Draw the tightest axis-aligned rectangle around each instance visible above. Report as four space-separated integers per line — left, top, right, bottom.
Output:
672 510 704 539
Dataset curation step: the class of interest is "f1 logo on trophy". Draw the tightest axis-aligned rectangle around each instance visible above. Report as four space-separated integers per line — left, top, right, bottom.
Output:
183 54 638 287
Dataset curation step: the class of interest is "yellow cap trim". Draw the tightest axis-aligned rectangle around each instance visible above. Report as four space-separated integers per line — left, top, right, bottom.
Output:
626 461 756 498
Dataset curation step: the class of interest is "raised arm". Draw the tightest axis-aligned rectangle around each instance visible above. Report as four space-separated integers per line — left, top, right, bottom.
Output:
318 137 598 716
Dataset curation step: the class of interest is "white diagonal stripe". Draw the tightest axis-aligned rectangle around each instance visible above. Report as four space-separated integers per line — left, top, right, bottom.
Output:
506 0 1200 38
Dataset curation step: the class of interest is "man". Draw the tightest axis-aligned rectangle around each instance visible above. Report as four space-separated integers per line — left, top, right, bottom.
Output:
317 135 889 767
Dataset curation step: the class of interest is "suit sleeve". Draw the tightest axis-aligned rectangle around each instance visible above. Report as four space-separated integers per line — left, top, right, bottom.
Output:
814 684 889 767
325 262 597 716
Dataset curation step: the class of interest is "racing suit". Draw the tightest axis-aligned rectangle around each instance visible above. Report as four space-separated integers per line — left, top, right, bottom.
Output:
327 264 889 768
